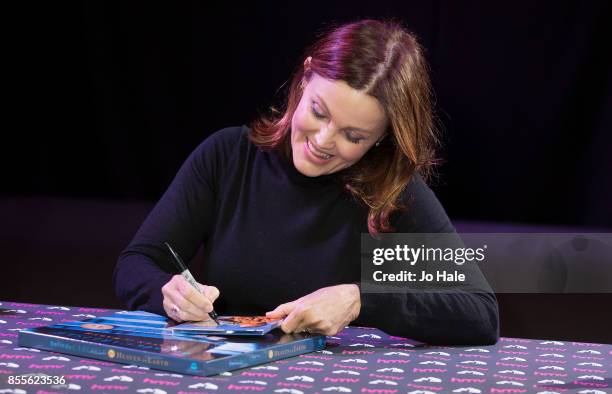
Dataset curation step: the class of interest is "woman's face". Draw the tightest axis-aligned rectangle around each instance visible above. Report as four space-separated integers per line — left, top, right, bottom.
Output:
291 73 389 177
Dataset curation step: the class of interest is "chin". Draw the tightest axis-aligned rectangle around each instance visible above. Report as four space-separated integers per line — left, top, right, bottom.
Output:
293 156 323 177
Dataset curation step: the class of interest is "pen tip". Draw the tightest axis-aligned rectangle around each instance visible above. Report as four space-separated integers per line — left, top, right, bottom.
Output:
209 310 220 325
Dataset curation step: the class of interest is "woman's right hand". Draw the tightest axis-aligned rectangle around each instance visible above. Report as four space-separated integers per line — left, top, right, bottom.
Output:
161 275 220 322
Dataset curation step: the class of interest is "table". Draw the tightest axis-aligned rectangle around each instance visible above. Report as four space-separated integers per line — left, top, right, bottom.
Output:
1 301 610 393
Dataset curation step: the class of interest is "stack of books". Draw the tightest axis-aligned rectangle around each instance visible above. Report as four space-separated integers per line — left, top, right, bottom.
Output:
18 310 326 376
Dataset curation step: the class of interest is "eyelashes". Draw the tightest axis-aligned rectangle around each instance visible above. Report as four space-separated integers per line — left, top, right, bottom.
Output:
309 101 364 144
310 102 326 119
345 133 363 144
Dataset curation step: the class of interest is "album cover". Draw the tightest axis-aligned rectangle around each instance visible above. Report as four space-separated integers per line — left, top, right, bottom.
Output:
17 310 326 376
172 315 282 335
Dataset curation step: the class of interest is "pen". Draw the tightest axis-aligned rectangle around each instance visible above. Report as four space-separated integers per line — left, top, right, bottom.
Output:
164 242 220 325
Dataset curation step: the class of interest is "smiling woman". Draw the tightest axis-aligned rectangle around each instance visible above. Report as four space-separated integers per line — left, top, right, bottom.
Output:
291 73 388 176
114 19 500 345
251 20 438 235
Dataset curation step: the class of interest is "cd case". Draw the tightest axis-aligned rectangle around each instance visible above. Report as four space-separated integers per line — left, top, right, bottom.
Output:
172 316 282 335
17 310 326 376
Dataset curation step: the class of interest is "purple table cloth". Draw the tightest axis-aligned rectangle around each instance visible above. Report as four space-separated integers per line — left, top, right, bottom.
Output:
1 301 610 393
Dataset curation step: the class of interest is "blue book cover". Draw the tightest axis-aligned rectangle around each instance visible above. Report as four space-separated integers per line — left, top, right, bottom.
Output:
17 310 326 376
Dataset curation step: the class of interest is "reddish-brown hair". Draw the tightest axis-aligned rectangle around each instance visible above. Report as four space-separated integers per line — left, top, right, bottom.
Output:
250 19 439 236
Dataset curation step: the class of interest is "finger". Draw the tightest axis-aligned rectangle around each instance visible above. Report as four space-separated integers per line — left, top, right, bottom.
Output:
280 305 306 334
175 277 215 316
166 281 209 321
164 290 203 321
163 298 184 322
293 307 320 334
162 276 204 321
200 285 220 303
266 301 297 318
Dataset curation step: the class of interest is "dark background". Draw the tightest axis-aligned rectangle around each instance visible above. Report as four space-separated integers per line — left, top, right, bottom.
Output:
3 1 611 342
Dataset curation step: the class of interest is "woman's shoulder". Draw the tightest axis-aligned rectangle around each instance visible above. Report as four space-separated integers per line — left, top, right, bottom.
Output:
190 125 251 158
402 173 436 203
181 125 252 179
393 173 455 233
199 125 250 148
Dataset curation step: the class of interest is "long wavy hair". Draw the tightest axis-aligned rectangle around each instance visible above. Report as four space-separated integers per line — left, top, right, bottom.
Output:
250 19 440 236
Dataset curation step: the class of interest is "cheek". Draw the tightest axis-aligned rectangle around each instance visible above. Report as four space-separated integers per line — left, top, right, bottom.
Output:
336 144 371 164
291 106 310 150
292 104 316 134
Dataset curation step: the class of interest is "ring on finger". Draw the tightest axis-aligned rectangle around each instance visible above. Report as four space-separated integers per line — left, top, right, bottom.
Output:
171 304 181 317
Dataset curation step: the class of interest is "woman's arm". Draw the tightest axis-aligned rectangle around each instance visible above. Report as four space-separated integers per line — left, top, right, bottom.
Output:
112 127 240 315
353 174 500 345
356 287 499 345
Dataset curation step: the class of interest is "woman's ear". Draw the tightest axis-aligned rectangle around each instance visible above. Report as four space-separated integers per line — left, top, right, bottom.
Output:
301 57 312 90
304 56 312 69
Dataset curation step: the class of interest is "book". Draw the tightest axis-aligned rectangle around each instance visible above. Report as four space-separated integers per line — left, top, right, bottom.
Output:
172 316 282 335
17 310 326 376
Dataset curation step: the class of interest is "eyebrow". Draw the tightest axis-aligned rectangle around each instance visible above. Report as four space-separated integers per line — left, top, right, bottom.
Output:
315 94 375 135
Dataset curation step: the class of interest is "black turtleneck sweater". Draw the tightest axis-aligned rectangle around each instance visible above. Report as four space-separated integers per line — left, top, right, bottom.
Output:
113 125 499 345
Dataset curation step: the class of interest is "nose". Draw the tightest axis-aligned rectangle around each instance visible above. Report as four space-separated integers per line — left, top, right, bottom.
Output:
313 126 335 151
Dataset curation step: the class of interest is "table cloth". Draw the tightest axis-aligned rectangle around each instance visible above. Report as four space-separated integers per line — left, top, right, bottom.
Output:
1 301 610 393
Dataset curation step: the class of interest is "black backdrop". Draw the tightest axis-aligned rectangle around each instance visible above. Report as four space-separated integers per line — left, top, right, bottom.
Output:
2 2 612 342
7 1 611 227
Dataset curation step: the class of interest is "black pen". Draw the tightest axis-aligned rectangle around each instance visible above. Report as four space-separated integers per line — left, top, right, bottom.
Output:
164 242 220 325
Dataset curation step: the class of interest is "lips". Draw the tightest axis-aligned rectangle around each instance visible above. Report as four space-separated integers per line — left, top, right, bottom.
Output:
306 138 333 160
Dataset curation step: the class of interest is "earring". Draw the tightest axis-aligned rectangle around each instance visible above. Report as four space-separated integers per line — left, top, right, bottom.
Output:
375 139 382 147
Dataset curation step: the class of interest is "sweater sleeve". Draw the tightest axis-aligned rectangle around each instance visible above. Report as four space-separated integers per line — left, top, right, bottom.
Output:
353 174 500 345
112 127 241 315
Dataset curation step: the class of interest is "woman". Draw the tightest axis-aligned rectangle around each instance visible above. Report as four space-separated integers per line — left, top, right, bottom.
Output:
113 19 499 345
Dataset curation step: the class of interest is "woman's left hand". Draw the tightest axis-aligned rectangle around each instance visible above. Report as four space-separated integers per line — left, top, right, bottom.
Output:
265 284 361 336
